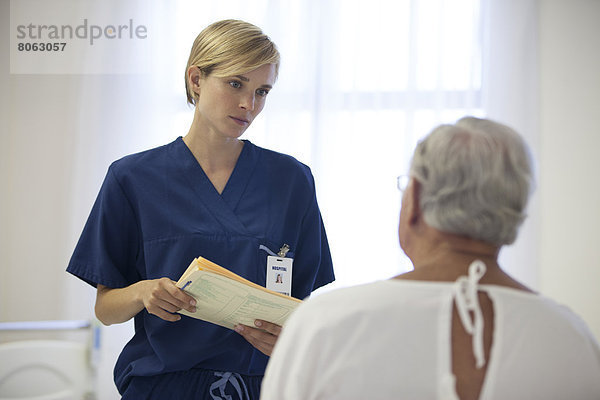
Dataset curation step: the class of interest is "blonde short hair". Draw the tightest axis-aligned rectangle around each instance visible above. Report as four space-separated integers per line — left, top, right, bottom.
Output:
185 19 280 105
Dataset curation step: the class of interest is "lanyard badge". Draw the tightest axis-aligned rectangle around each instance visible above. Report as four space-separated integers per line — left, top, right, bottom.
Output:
266 244 293 296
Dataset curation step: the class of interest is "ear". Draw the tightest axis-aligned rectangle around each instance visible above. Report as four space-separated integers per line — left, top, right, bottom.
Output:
407 178 422 225
187 66 202 95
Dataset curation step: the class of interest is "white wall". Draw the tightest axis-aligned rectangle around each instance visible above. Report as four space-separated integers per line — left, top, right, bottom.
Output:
538 0 600 340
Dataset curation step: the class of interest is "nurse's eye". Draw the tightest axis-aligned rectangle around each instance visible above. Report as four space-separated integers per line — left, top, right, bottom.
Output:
256 88 270 97
228 80 242 89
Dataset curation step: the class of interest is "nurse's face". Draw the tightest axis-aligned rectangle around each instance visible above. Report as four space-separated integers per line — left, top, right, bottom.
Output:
194 63 276 139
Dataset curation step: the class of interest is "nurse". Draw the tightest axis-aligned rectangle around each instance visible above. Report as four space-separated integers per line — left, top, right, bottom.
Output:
67 19 335 399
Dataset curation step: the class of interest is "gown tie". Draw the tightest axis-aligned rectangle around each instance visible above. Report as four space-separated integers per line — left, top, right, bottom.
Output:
453 260 487 368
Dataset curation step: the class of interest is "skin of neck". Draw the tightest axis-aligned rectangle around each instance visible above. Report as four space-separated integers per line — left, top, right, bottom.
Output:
401 224 501 281
397 214 532 291
183 106 244 174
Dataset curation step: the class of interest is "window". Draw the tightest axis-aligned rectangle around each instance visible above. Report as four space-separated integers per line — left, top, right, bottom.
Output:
169 0 484 288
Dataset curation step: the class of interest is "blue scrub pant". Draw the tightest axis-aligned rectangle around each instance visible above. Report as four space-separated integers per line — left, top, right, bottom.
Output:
121 368 263 400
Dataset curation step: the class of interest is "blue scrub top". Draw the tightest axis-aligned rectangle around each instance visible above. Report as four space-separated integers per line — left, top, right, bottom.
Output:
67 138 335 393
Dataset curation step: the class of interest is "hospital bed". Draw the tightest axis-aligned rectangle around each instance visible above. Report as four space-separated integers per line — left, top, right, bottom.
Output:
0 320 97 400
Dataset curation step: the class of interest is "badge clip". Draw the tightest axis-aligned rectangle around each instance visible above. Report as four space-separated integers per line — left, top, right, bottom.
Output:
277 244 290 257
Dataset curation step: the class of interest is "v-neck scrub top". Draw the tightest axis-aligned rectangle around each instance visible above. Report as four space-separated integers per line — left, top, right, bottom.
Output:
261 278 600 399
67 138 335 393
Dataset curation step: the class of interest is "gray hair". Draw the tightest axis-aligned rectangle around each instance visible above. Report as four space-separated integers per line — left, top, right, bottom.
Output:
409 116 534 245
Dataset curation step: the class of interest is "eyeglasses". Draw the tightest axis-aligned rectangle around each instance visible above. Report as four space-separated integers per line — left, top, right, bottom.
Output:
397 175 410 193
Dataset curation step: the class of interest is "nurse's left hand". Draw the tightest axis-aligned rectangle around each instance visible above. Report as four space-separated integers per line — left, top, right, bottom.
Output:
234 320 282 356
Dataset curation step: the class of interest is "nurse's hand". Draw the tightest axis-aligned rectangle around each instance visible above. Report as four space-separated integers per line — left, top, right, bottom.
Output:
95 279 197 325
139 278 197 322
234 320 282 356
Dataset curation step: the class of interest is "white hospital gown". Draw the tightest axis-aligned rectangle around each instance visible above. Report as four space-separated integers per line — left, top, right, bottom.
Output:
261 267 600 400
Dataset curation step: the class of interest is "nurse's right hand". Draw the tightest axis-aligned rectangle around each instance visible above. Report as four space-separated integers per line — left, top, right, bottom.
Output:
96 279 197 325
139 278 198 322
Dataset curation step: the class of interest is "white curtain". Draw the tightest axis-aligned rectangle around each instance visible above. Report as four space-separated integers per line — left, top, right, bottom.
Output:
1 0 538 398
165 0 490 288
69 0 537 291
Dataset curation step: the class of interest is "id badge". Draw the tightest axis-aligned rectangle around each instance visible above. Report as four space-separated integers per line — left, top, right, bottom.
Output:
266 256 293 296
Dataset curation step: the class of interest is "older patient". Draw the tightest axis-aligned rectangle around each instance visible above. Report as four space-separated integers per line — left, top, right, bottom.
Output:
260 117 600 400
